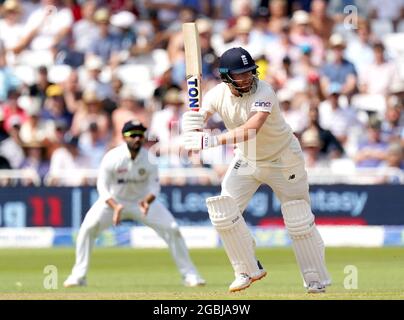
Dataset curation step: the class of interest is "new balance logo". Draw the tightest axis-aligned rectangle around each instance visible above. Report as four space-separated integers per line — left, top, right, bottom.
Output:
241 54 248 65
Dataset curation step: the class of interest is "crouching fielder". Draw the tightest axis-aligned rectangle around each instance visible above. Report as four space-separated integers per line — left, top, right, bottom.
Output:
64 119 205 288
182 47 331 293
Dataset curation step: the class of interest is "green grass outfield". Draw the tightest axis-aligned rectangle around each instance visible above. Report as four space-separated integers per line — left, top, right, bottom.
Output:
0 247 403 300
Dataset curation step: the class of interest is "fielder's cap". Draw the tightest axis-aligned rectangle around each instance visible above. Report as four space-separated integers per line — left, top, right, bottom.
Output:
46 84 63 97
121 119 147 136
329 33 346 48
110 11 135 28
291 10 310 25
219 47 258 75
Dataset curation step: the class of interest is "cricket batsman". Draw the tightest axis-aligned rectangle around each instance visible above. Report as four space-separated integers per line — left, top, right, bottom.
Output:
64 119 205 288
181 47 331 293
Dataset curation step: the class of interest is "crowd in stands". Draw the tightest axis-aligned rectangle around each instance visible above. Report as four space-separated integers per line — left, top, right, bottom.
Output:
0 0 403 186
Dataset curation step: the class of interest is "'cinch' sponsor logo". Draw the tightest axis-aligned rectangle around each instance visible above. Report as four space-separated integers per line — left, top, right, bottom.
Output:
254 101 272 108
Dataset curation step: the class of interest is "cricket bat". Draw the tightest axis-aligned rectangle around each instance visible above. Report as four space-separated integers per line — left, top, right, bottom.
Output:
182 22 202 112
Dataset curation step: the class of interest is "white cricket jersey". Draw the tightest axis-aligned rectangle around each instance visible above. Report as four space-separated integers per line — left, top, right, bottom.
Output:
201 80 294 166
96 144 160 203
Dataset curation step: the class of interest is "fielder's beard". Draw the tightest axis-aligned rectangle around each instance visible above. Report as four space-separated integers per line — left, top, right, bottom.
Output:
127 141 142 154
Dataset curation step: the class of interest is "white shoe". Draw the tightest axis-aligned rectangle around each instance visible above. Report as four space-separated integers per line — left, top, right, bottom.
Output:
251 269 267 282
251 260 267 282
63 276 87 288
307 281 326 293
229 273 252 293
184 274 206 287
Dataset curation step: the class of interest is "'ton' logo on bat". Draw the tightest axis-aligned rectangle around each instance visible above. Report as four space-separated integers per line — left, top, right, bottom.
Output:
187 76 200 110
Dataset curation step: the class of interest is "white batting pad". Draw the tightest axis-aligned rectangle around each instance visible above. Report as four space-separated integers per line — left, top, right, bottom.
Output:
206 196 259 276
281 200 331 286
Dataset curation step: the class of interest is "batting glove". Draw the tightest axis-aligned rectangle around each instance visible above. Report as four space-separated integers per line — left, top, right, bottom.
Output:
181 111 205 132
183 131 219 150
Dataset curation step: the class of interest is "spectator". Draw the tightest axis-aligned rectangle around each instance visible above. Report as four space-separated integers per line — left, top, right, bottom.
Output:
265 24 300 70
72 0 99 53
110 10 137 53
19 140 50 183
289 10 324 66
381 103 403 143
0 117 25 168
309 0 334 43
0 108 8 141
320 33 357 98
0 40 21 102
152 67 181 111
40 84 73 128
48 133 90 186
195 18 219 80
354 117 389 168
345 19 375 76
267 0 289 35
61 69 82 114
111 86 150 146
88 7 123 66
301 127 330 168
18 95 53 144
149 88 189 185
22 0 73 55
1 89 28 133
218 16 266 60
143 0 182 28
78 121 108 169
306 103 344 158
359 42 397 96
318 83 361 146
369 0 404 29
70 90 110 139
82 55 114 100
278 88 307 135
0 0 25 63
28 65 54 108
380 143 404 184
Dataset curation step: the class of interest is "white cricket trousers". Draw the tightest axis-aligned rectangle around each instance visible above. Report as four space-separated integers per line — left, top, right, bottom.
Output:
221 136 310 209
70 199 199 280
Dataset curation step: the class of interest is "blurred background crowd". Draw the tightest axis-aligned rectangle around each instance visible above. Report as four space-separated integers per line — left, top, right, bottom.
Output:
0 0 403 186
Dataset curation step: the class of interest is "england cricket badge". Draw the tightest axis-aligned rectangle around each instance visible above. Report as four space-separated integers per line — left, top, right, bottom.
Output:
138 168 146 176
